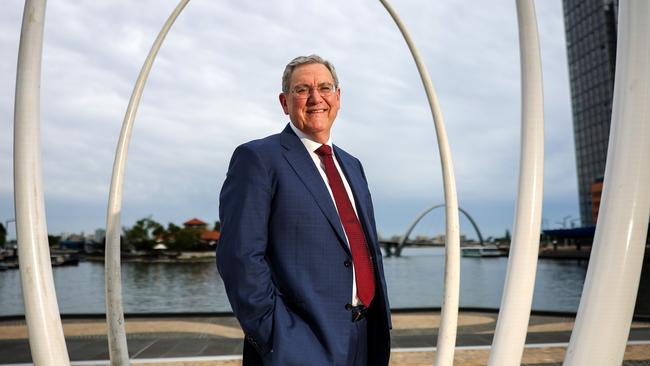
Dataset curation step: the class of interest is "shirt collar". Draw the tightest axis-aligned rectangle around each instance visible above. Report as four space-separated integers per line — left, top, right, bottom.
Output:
288 122 333 153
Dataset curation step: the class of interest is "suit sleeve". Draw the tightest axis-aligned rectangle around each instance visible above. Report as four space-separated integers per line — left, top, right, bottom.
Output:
217 144 275 355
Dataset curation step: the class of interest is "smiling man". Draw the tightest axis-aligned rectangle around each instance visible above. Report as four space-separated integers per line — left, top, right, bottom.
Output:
217 55 391 366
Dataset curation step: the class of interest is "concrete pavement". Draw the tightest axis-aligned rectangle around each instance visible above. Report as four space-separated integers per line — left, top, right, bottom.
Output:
1 309 650 365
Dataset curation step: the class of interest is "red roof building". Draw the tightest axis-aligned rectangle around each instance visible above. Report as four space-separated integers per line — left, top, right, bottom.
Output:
201 230 221 244
183 218 220 246
184 218 207 227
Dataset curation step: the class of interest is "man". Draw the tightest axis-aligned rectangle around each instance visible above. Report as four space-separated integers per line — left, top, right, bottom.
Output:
217 55 391 366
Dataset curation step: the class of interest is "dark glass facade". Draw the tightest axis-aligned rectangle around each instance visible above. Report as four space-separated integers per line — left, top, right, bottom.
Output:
562 0 618 226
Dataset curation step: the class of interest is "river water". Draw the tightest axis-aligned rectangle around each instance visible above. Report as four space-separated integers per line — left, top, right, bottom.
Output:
1 247 648 316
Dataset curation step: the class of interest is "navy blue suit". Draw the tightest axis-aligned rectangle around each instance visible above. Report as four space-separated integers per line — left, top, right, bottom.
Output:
217 124 391 365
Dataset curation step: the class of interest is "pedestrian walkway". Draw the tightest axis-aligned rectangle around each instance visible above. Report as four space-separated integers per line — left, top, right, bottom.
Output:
1 310 649 365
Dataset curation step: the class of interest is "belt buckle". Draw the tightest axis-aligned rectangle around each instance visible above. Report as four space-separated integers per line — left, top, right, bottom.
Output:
351 305 367 322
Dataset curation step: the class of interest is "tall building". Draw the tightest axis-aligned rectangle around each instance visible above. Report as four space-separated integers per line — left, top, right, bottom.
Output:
562 0 618 226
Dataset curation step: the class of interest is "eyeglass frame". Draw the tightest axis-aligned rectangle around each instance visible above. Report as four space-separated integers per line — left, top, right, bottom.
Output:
287 82 337 99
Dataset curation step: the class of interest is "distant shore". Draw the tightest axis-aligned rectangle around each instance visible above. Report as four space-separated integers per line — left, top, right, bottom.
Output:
84 250 216 263
0 249 217 269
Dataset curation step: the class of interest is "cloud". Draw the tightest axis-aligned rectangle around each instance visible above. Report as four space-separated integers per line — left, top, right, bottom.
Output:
0 0 578 239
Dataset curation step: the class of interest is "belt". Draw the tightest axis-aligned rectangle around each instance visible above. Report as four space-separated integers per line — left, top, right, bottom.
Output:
347 304 368 322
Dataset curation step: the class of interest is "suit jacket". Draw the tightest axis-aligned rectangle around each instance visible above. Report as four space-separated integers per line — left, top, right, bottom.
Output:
217 124 391 366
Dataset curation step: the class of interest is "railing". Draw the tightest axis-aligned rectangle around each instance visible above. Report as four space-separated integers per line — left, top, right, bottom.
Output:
11 1 650 365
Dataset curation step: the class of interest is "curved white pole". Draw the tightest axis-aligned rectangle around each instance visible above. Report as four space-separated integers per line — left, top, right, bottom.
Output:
105 1 190 364
14 0 71 364
487 0 544 365
378 1 461 364
563 2 650 365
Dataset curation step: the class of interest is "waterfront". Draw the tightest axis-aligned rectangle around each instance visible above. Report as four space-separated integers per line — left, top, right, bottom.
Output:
1 247 648 316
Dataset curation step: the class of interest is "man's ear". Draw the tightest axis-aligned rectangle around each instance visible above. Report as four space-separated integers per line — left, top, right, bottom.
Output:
279 93 289 115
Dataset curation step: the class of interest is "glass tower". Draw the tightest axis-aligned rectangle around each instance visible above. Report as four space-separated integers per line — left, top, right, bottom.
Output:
562 0 618 226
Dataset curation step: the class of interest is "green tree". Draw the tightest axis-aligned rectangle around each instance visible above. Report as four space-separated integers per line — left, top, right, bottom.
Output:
152 224 165 240
162 222 194 251
165 222 181 243
125 218 164 251
47 235 61 247
173 227 201 251
213 221 221 231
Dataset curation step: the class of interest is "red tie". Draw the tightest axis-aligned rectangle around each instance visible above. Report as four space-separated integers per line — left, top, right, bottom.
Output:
315 144 375 306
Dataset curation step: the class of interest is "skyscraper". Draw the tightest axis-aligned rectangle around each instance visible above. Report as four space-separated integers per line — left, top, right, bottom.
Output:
562 0 618 226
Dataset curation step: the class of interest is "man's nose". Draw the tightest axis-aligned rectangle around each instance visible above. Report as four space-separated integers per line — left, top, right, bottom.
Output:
307 88 324 103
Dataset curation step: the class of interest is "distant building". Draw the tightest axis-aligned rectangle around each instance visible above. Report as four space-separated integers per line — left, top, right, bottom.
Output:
200 230 221 246
431 234 446 245
590 178 604 223
183 218 208 230
59 234 85 251
425 234 468 245
183 218 220 246
562 0 618 226
94 228 106 243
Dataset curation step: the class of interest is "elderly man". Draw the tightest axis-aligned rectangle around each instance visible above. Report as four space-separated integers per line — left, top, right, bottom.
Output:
217 55 391 366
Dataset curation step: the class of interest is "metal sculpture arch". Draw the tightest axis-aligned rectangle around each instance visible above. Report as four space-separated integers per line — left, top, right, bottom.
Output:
395 204 484 257
104 1 189 363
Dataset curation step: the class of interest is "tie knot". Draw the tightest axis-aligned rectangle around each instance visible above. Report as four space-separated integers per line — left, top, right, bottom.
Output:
315 144 332 157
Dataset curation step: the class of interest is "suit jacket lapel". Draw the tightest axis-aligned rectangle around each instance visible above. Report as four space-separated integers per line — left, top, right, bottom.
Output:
280 126 350 254
333 145 379 249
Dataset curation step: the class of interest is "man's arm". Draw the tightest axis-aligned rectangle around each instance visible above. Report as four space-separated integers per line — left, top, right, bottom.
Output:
217 144 275 355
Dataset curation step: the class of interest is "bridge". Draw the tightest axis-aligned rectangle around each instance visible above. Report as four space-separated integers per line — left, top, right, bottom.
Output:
380 204 484 257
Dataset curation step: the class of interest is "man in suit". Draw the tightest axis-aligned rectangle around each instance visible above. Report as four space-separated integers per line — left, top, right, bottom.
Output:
217 55 391 366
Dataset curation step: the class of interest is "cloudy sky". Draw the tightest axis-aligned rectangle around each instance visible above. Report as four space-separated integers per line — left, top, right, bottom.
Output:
0 0 579 241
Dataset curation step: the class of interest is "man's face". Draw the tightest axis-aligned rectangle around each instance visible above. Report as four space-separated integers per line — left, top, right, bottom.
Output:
279 63 340 143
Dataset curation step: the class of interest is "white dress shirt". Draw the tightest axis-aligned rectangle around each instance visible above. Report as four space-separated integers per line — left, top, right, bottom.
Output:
289 122 362 306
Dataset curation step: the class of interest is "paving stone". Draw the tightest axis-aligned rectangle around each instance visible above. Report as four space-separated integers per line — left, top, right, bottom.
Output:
1 311 649 365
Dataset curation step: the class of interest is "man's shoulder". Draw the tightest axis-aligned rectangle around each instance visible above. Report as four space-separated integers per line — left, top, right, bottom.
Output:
333 144 361 164
237 124 295 151
234 129 287 156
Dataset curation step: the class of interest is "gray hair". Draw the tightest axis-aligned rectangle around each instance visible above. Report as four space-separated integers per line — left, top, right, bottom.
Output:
281 54 339 93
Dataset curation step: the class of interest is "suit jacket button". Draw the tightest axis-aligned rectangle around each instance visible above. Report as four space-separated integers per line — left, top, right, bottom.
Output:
345 303 353 310
344 260 352 267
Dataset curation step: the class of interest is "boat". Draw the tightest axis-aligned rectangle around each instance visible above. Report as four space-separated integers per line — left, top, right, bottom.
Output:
0 261 19 270
50 253 80 266
461 246 504 257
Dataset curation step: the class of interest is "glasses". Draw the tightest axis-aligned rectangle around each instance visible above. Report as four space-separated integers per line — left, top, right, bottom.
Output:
289 83 336 99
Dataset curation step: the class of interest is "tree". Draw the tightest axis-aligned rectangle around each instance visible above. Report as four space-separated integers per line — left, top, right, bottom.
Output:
213 221 221 231
152 224 165 240
161 222 201 251
124 218 164 251
165 222 181 243
47 235 61 247
173 227 201 251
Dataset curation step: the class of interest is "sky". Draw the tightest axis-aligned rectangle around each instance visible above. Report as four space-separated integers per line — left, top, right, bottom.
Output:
0 0 579 241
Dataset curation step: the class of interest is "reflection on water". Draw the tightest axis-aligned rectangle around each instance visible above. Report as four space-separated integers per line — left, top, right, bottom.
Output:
122 262 230 313
383 247 589 311
0 247 648 316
